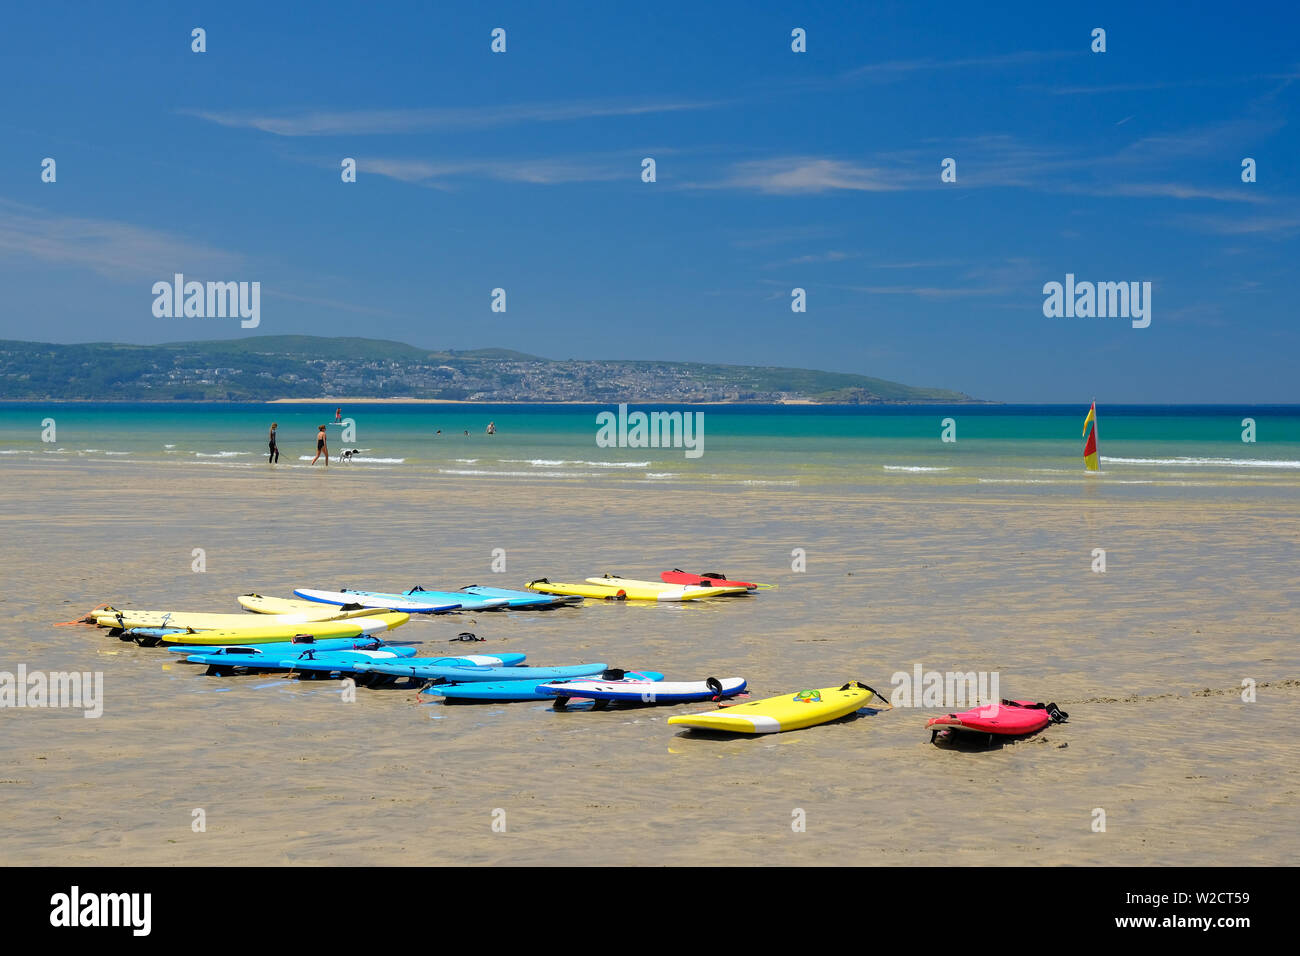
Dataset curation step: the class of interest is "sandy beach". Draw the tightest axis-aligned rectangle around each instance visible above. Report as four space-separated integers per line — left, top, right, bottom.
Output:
1 457 1296 866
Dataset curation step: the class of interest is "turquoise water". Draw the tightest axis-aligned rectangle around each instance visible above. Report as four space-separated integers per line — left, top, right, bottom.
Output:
2 402 1299 490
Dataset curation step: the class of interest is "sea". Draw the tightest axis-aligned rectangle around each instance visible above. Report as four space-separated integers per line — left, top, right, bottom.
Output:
3 400 1298 865
2 402 1298 494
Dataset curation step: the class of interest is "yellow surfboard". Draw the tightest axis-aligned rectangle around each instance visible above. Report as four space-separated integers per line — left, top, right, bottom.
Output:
157 612 409 645
97 605 361 630
235 593 385 618
584 575 744 601
526 579 626 600
667 682 886 734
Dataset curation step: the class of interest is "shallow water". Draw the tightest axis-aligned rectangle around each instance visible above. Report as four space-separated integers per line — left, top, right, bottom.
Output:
1 448 1296 865
4 402 1300 492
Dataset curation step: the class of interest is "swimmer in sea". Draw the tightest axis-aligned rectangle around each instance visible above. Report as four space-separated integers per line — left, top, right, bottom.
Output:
311 424 329 466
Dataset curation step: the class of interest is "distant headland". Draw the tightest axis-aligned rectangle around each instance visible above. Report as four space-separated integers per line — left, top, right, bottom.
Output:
0 335 983 404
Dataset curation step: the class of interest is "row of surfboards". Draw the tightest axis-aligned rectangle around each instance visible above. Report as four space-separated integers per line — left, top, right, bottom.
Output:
167 627 1066 736
177 641 752 709
286 572 766 613
88 573 759 645
86 591 912 732
83 582 1066 739
172 634 892 730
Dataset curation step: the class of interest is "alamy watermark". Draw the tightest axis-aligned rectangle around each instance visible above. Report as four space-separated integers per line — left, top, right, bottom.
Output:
1042 273 1151 328
1 665 103 717
50 886 150 935
595 403 704 459
152 274 260 328
890 663 999 708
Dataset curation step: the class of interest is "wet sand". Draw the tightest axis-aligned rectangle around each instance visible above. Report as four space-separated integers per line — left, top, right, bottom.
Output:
2 460 1297 865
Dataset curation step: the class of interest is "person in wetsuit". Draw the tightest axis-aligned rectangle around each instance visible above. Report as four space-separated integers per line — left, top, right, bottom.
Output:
268 422 279 463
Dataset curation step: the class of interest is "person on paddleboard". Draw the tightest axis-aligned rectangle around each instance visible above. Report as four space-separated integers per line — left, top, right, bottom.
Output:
268 422 279 464
311 424 329 466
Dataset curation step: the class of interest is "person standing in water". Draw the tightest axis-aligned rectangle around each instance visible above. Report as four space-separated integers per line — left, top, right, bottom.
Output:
335 407 343 423
311 424 329 466
486 421 496 435
268 422 279 463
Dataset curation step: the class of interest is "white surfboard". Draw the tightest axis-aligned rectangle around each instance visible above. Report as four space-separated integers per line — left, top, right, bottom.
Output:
293 588 460 614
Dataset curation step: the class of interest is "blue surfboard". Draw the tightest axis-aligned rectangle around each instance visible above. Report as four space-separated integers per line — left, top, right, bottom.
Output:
186 645 422 673
430 670 664 702
284 652 527 679
459 585 582 609
398 587 512 611
357 659 606 683
165 636 405 655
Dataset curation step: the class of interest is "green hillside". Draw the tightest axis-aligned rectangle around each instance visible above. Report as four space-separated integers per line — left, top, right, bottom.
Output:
0 336 979 403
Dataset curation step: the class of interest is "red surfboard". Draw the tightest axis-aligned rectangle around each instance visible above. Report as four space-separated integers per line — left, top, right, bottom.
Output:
661 570 758 590
927 699 1067 742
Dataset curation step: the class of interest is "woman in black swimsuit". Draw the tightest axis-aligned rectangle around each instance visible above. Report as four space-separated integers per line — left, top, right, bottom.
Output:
310 424 328 466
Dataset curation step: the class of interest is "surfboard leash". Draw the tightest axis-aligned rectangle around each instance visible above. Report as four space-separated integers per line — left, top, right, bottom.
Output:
53 602 111 626
840 681 894 710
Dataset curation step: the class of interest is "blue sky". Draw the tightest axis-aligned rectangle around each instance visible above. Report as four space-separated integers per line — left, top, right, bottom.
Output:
1 1 1296 402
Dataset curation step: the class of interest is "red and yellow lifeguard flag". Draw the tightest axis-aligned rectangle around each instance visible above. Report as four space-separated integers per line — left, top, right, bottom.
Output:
1082 402 1099 471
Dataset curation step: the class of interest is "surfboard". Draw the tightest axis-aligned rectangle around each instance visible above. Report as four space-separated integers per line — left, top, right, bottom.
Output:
660 570 761 591
164 636 401 655
236 593 386 617
525 579 626 600
667 681 885 734
926 699 1068 741
96 605 356 631
286 653 526 682
185 645 420 674
584 575 747 600
430 670 664 702
293 588 461 614
392 588 511 611
155 612 408 646
355 659 607 683
541 676 746 707
460 585 582 609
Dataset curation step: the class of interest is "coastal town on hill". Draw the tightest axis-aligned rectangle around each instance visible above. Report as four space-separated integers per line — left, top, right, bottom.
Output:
0 338 978 404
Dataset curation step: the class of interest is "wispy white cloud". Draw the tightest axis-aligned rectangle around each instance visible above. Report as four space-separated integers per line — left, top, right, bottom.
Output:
762 250 858 269
184 97 727 136
1176 212 1300 237
844 51 1073 80
1076 182 1269 204
1035 71 1300 95
358 156 627 186
874 259 965 270
701 129 1287 206
0 199 242 279
844 284 1007 299
692 157 901 194
728 225 839 249
0 199 402 317
830 258 1035 300
262 289 404 318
